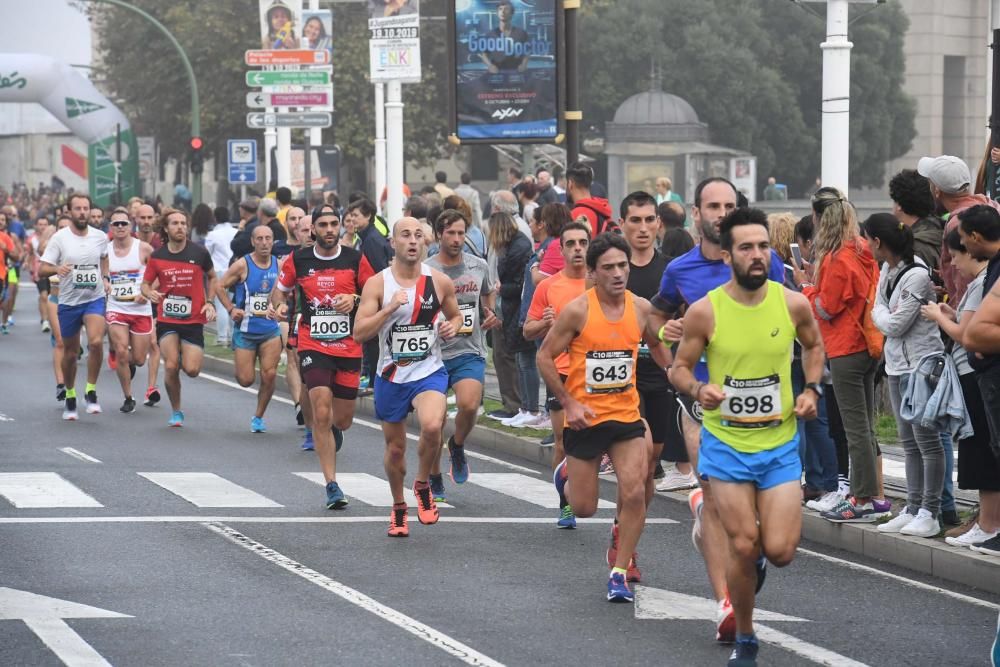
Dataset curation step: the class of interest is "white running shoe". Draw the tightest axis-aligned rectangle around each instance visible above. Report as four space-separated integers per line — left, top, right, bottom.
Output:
501 410 529 426
656 469 699 492
877 507 915 533
507 411 538 428
945 524 998 548
41 320 51 333
899 509 940 537
806 491 845 513
522 413 551 430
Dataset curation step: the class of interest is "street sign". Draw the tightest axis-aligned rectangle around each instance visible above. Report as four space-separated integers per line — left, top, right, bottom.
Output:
246 112 332 129
245 49 330 66
260 84 330 95
245 70 331 87
227 139 258 184
0 587 131 667
246 91 332 108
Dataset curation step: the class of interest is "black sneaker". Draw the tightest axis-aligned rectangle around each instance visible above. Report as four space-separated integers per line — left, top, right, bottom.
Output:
295 403 304 426
62 397 78 421
120 397 136 414
653 461 665 480
541 431 555 446
971 533 1000 556
728 637 759 667
755 555 767 594
56 384 66 402
129 362 137 380
486 409 517 421
84 390 101 415
941 509 962 526
144 386 161 407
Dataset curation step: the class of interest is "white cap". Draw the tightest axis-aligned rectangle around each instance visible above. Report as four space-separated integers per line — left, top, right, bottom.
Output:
917 155 971 195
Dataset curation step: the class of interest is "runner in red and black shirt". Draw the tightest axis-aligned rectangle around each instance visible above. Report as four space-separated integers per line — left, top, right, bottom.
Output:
141 208 218 428
271 206 361 510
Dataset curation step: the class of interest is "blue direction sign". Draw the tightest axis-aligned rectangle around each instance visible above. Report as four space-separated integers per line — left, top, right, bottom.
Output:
227 139 257 185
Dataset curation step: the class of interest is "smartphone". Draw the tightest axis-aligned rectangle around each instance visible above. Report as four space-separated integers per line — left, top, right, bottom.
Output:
790 243 803 269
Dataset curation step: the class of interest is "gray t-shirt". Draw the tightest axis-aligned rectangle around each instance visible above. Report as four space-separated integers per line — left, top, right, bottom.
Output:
953 270 985 376
426 252 493 360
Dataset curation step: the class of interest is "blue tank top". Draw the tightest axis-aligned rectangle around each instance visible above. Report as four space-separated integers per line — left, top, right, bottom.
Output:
236 254 281 335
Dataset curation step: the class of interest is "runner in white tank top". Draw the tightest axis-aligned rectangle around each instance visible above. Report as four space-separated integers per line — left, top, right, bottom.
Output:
355 218 463 537
105 208 154 413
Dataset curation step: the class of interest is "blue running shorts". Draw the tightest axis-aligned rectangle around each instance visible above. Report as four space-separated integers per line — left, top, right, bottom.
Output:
697 428 802 490
374 367 449 423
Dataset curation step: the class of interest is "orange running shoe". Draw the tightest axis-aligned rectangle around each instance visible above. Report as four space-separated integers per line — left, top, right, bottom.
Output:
388 503 409 537
626 554 641 583
413 481 439 525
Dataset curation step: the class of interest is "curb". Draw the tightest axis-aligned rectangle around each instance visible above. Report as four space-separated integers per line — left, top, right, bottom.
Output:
199 353 1000 597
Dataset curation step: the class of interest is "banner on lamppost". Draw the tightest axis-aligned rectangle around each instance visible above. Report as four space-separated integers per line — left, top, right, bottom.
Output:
368 0 422 83
448 0 562 143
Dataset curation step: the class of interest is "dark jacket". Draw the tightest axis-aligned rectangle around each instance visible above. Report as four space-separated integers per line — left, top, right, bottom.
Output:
230 217 290 259
357 221 394 287
911 216 943 277
496 232 534 353
660 227 694 263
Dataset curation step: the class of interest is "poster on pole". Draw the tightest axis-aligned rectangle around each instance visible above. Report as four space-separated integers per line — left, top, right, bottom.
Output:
448 0 561 143
368 0 422 83
301 9 333 57
260 0 304 50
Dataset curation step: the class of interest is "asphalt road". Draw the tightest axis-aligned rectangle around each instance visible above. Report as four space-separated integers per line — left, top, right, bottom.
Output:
1 297 998 667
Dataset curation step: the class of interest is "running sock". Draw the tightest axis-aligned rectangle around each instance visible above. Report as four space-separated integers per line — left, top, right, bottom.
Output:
65 388 77 399
611 567 627 577
85 382 97 394
414 480 430 490
305 426 313 436
559 491 569 508
735 633 758 644
393 501 407 509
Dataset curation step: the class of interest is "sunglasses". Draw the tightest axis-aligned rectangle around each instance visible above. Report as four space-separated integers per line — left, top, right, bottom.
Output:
110 221 131 227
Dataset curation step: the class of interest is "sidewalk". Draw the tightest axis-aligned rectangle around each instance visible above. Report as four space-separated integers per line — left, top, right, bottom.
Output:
200 352 1000 597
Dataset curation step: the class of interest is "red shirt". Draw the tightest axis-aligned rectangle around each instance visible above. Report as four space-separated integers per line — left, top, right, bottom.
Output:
143 242 214 324
277 246 363 357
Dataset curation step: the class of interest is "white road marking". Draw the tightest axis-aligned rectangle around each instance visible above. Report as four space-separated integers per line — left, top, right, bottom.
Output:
0 473 103 508
0 586 131 667
0 515 680 525
633 586 806 622
295 472 453 508
0 412 14 422
755 623 870 667
204 522 505 666
468 472 615 509
138 472 283 508
198 371 545 476
58 448 102 464
797 547 1000 611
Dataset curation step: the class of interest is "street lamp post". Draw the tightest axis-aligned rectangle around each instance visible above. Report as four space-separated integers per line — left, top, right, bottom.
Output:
84 0 201 205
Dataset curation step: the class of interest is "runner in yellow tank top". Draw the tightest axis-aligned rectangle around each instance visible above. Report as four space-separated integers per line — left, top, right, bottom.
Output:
538 233 671 604
670 208 825 667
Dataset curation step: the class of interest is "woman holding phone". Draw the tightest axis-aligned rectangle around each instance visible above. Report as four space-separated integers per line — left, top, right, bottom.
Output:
863 213 945 538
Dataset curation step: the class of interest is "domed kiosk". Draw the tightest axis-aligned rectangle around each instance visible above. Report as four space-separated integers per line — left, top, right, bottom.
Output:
604 82 756 207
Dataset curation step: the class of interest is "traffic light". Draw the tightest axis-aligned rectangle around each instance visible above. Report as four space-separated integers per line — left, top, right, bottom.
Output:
189 136 204 174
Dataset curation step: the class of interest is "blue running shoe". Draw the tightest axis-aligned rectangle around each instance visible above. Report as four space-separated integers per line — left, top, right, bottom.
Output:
301 430 315 451
333 426 344 452
251 416 266 433
557 504 576 529
359 375 370 390
727 636 759 667
755 554 767 594
449 437 469 484
607 572 633 603
326 481 348 510
430 474 447 503
553 457 568 497
168 410 184 427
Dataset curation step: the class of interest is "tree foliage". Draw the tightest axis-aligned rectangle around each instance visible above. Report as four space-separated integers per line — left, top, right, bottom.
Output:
578 0 916 193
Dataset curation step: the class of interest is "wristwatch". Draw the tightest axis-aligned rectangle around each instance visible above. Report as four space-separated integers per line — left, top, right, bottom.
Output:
804 382 824 399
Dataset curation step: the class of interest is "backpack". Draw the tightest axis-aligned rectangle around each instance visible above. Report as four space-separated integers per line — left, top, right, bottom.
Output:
574 201 620 236
858 262 921 359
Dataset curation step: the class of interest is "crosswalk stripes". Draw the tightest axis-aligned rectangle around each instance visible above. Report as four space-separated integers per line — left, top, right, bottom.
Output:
294 472 455 508
468 473 616 509
0 472 103 508
138 472 284 508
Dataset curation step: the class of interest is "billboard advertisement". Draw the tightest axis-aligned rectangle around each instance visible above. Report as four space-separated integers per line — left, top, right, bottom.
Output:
369 0 422 83
450 0 560 143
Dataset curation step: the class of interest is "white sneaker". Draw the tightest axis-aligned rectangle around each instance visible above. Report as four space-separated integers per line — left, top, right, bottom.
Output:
41 320 51 333
837 480 851 497
899 509 940 537
523 413 551 430
656 469 699 492
877 507 915 533
501 410 529 426
446 409 457 420
806 491 844 513
447 394 456 406
511 411 547 428
945 523 998 548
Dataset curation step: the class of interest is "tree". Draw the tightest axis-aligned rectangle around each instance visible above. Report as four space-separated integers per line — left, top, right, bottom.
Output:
578 0 916 194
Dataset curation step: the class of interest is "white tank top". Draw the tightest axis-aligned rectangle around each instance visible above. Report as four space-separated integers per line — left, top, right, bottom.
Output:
107 239 151 316
377 264 444 383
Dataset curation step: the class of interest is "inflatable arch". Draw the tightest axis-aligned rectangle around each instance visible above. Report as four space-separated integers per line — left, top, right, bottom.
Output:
0 53 139 207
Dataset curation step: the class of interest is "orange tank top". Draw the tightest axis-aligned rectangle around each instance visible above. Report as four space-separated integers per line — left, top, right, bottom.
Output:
565 288 642 426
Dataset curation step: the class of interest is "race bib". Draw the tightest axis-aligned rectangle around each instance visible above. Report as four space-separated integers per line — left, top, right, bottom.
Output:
585 350 634 394
247 294 270 317
720 374 782 429
458 303 477 336
162 294 193 319
109 272 140 302
72 264 99 289
310 308 351 341
392 323 435 362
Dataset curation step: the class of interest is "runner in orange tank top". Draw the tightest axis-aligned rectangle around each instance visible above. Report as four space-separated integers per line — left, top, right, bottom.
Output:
538 233 672 603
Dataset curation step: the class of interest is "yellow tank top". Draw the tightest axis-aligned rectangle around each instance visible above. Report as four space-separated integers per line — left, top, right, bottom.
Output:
703 281 797 453
565 289 642 426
